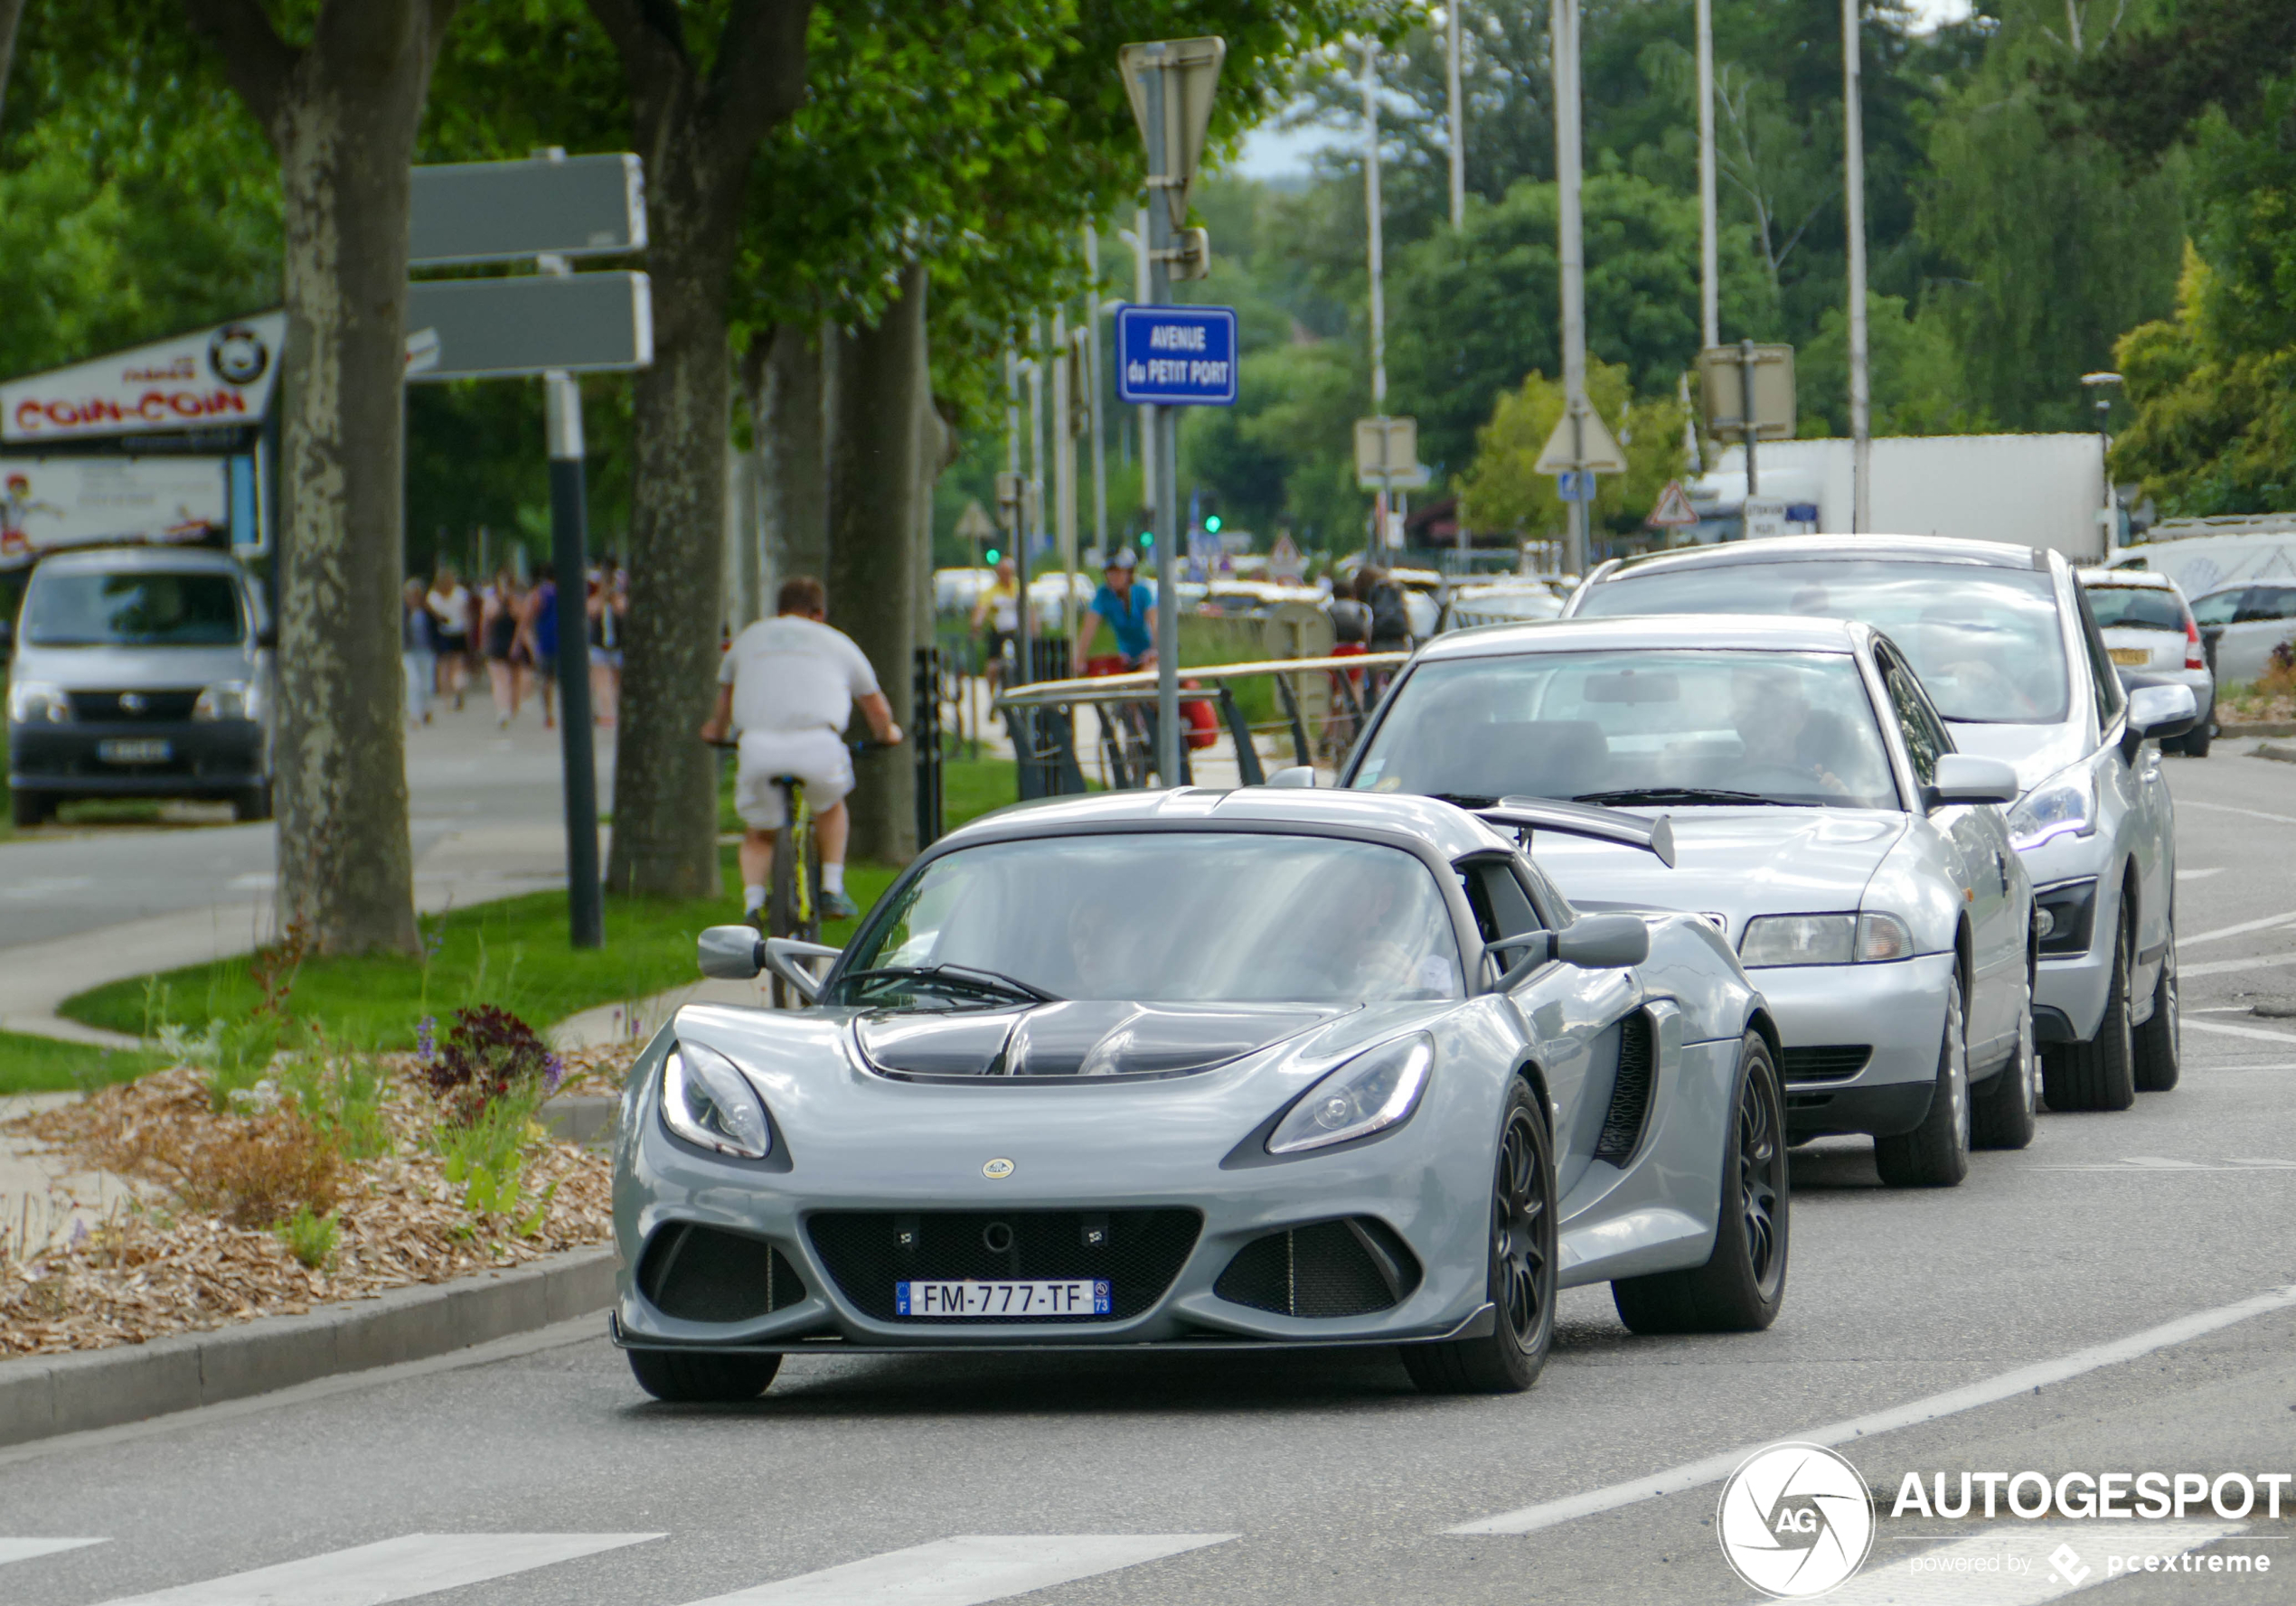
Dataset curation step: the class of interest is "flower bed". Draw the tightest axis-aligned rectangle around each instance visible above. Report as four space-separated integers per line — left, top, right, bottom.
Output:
0 1025 647 1358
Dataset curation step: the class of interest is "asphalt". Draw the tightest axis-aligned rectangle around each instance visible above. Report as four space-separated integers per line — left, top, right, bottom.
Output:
2 747 2294 1604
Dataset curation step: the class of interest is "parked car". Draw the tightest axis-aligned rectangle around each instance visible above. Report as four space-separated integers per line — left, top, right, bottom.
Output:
5 545 274 827
1436 580 1566 634
615 785 1790 1402
2188 579 2296 690
2080 568 2215 756
1567 537 2197 1115
1343 613 2036 1185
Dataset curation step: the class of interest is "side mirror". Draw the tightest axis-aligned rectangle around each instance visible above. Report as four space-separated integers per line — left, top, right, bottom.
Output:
2126 681 2199 743
1265 765 1316 788
763 936 842 1004
698 925 764 980
1554 913 1651 972
1925 753 2020 809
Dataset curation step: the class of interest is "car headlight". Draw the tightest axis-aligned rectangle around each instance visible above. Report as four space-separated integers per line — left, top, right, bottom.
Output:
193 680 261 722
1739 914 1854 967
660 1041 773 1159
1267 1033 1434 1155
6 681 69 725
2007 771 2094 851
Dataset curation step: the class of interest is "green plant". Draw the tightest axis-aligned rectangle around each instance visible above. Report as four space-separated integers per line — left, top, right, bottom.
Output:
276 1048 391 1161
435 1087 555 1236
418 1004 562 1125
273 1204 339 1271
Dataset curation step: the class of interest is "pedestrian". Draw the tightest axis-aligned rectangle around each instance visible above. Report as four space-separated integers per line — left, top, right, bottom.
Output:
1357 563 1414 653
482 565 524 728
426 563 472 711
526 562 560 730
588 563 626 726
400 578 437 727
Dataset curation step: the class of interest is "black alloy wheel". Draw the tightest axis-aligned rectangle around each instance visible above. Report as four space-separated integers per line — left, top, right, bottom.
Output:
1614 1030 1790 1334
627 1346 782 1403
2043 905 2137 1112
1402 1080 1557 1395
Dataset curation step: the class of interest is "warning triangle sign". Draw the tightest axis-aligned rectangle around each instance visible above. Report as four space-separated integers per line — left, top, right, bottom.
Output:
1267 531 1304 581
1533 401 1628 475
1647 479 1699 528
1119 38 1227 230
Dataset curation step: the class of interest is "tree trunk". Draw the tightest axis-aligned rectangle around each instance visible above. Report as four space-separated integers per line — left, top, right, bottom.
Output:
827 262 925 866
183 0 456 957
761 321 832 584
0 0 28 132
588 0 811 899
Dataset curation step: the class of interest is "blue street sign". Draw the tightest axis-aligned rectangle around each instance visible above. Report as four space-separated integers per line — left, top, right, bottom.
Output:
1556 469 1598 502
1115 305 1238 406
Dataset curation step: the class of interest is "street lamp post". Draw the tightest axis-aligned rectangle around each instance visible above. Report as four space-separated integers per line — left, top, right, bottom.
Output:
1364 41 1391 556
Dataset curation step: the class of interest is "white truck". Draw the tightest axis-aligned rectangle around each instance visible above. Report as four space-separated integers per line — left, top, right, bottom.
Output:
1688 434 2111 562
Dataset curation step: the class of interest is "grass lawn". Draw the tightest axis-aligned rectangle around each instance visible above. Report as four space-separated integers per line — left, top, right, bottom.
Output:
0 1031 173 1097
43 756 1021 1057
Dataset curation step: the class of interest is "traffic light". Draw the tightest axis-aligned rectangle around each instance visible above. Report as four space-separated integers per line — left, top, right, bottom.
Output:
984 548 1001 564
1204 514 1222 534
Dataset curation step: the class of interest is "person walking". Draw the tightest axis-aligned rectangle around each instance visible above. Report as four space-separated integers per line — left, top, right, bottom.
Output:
588 563 626 726
526 562 560 731
400 578 437 728
482 566 524 728
698 575 902 925
426 564 472 710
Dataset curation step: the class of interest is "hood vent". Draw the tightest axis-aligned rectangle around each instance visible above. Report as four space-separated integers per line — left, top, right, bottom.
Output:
856 1000 1339 1082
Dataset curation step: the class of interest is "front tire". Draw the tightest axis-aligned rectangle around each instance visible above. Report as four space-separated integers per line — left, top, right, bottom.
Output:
231 782 273 822
2042 908 2137 1113
1613 1030 1789 1333
1874 973 1971 1187
10 790 53 829
1971 972 2038 1150
2132 936 2179 1092
626 1347 781 1403
1403 1079 1556 1395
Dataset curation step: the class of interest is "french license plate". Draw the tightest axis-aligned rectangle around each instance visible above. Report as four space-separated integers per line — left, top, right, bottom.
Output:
896 1278 1110 1318
2108 647 2150 666
97 738 171 764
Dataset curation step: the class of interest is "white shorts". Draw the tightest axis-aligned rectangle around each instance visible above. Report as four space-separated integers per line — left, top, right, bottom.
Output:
735 728 853 831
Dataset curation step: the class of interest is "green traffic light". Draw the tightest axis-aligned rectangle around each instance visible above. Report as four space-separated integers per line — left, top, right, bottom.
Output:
984 548 1000 563
1204 514 1222 533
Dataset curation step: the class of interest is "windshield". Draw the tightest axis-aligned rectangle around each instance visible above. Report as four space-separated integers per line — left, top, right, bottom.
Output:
1353 649 1899 810
25 570 243 647
2190 588 2243 626
833 833 1463 1009
2084 586 2187 632
1577 559 2070 723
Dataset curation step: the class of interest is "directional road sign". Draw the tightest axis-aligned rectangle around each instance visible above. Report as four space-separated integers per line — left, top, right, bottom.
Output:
409 153 646 267
1698 343 1796 441
403 273 653 380
1534 403 1628 475
1119 38 1226 230
1115 305 1237 406
1354 416 1418 485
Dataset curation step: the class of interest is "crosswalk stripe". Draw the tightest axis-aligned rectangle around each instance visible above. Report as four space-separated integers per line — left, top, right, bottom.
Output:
677 1534 1238 1606
91 1532 662 1605
1802 1521 2242 1604
0 1538 107 1565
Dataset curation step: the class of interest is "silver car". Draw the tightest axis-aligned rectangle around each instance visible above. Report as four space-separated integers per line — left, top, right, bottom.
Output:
5 545 275 827
1567 538 2199 1115
2189 578 2296 689
1343 615 2035 1187
2081 568 2214 757
612 785 1788 1402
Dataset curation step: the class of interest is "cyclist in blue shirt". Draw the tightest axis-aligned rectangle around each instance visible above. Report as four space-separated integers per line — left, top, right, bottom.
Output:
1082 547 1158 672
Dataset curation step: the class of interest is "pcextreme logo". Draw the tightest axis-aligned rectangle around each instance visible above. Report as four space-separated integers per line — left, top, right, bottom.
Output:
1717 1442 1877 1598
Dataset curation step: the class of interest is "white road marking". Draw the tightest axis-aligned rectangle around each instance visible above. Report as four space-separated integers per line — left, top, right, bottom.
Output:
2177 866 2225 881
1445 1283 2296 1536
0 1538 106 1564
0 877 93 899
2183 1018 2296 1045
676 1535 1237 1606
2182 799 2296 827
2179 953 2296 976
2037 1156 2296 1172
2177 908 2296 947
90 1532 661 1605
225 872 277 891
1822 1522 2241 1605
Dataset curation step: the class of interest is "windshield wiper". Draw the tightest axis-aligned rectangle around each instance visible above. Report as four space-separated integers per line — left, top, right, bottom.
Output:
836 964 1060 1006
1427 791 1499 808
1573 786 1801 807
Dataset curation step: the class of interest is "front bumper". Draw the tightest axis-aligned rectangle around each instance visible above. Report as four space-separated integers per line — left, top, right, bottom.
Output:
9 719 266 797
1747 952 1953 1139
2021 830 2122 1043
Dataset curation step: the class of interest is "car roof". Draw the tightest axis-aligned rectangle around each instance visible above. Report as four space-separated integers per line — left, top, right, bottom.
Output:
939 784 1514 862
1416 611 1872 662
2077 568 2178 590
1596 534 2050 580
31 545 245 577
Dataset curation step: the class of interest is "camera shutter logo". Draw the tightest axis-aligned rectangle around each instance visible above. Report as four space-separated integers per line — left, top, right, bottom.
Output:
1717 1442 1876 1598
208 324 270 387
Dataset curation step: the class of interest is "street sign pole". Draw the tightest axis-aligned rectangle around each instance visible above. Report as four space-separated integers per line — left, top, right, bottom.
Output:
544 365 601 948
1005 346 1030 689
1142 46 1181 789
1552 0 1589 577
1739 338 1760 497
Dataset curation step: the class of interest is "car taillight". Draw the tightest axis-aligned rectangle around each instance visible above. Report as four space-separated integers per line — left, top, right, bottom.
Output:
2185 615 2206 671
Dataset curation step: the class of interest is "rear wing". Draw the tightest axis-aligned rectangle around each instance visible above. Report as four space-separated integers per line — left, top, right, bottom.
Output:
1475 796 1677 869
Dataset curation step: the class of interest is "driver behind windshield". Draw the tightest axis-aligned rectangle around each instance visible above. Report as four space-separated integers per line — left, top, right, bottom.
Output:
1728 664 1862 798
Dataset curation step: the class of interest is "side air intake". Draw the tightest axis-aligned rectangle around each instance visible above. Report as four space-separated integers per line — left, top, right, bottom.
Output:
637 1223 806 1323
1214 1217 1422 1318
1594 1010 1656 1166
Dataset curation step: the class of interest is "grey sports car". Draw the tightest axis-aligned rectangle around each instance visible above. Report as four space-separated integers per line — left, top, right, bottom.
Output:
1342 615 2037 1188
610 786 1789 1403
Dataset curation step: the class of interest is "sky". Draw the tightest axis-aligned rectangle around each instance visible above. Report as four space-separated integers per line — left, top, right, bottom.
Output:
1228 0 1977 181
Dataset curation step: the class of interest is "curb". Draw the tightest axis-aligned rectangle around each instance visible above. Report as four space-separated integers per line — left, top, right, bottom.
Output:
2254 742 2296 765
0 1244 616 1449
2219 720 2296 737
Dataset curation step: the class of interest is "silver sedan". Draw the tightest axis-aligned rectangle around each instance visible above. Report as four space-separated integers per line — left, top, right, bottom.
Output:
1342 614 2037 1187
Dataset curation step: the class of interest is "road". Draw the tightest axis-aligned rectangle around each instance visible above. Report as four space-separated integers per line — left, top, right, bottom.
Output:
3 748 2293 1604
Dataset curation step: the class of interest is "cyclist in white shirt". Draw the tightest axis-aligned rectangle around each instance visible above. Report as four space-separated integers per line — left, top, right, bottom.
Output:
699 575 902 922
